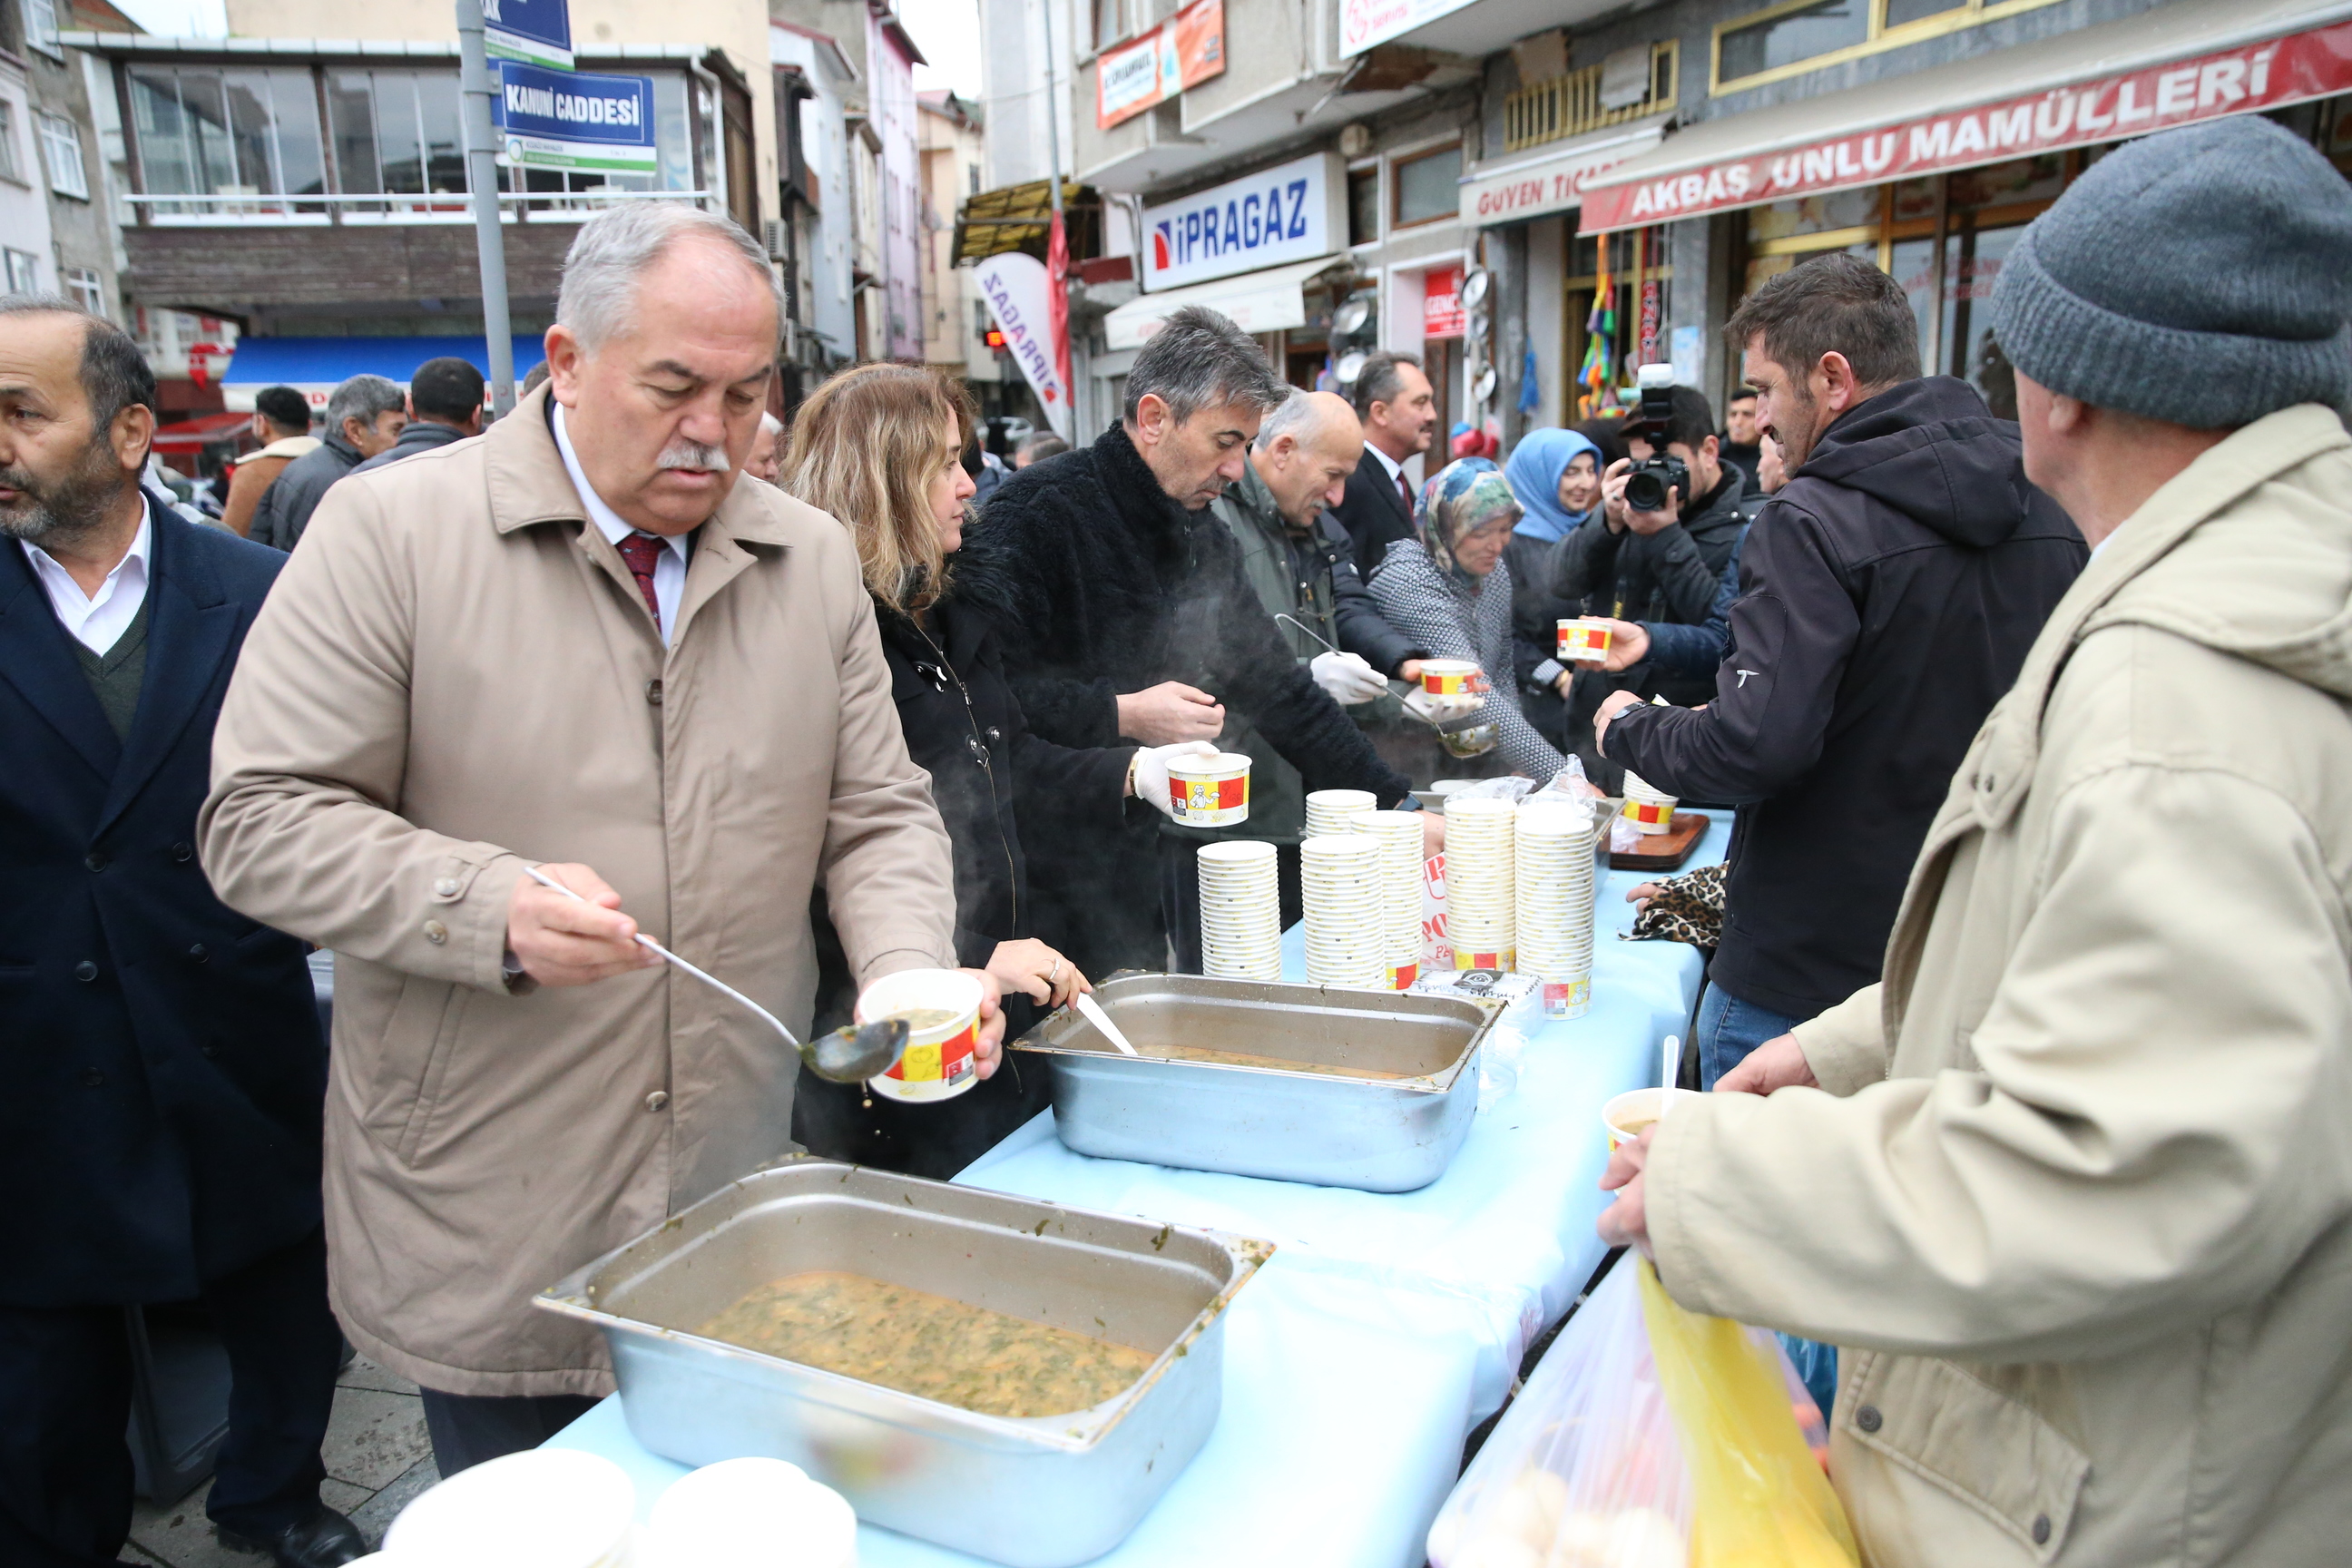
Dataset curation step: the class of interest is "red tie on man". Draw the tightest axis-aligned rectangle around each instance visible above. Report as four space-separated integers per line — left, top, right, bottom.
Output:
614 532 664 624
1397 468 1414 515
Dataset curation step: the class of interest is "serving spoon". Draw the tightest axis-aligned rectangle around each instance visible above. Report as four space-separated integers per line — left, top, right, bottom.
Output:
522 865 909 1083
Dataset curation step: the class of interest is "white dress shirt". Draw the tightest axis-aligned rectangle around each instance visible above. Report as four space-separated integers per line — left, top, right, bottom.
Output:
19 501 152 655
553 403 690 644
1363 440 1414 513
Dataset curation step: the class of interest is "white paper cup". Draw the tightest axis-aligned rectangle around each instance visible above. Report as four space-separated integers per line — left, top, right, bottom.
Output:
856 968 984 1103
1417 658 1481 696
1619 770 1680 836
1602 1086 1706 1151
1556 617 1613 662
1166 750 1252 827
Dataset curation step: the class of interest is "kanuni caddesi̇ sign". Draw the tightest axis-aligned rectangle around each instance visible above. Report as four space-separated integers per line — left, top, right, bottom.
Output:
483 0 573 72
493 61 656 175
1581 20 2352 232
972 252 1072 442
1142 152 1342 291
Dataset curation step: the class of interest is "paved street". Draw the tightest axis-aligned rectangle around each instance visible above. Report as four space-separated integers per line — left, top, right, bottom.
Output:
124 1357 437 1566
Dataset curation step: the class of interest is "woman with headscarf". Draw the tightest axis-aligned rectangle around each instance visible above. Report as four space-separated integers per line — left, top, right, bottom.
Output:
1366 459 1569 781
1502 428 1606 752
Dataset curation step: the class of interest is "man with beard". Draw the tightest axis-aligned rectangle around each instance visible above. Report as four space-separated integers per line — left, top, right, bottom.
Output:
0 298 360 1566
200 203 985 1473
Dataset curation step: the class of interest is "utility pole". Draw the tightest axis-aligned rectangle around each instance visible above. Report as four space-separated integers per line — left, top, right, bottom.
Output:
457 0 517 417
1040 0 1063 225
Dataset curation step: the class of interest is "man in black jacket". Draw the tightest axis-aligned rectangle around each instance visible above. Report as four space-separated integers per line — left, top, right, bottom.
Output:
958 307 1416 975
348 355 485 475
1330 350 1437 578
0 301 359 1566
1594 254 2083 1087
247 373 405 550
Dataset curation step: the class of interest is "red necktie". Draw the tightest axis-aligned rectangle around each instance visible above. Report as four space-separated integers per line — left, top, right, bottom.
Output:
614 532 663 624
1397 469 1414 514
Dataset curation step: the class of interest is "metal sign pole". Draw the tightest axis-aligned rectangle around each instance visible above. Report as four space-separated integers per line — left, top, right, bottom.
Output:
457 0 517 417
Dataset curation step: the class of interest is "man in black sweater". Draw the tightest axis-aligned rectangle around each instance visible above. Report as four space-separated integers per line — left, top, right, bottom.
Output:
957 307 1416 975
1594 254 2083 1087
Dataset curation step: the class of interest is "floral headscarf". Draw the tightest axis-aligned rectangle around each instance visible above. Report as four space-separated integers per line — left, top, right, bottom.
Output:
1414 456 1523 582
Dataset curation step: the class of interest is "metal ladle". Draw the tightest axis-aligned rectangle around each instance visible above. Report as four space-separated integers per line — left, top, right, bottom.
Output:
1274 612 1462 732
522 866 909 1083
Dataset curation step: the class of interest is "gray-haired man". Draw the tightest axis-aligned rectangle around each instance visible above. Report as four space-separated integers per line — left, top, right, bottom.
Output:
956 307 1416 977
201 201 981 1472
247 373 406 551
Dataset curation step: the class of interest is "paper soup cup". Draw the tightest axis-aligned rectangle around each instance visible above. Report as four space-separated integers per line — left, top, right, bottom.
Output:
1556 618 1613 662
857 968 984 1102
1602 1086 1705 1151
1167 751 1251 827
1418 659 1481 696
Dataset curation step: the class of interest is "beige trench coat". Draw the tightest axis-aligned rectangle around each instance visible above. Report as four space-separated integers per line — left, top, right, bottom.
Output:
201 386 956 1396
1645 405 2352 1566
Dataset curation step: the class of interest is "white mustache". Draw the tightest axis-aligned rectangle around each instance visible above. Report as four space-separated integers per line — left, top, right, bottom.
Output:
656 438 731 474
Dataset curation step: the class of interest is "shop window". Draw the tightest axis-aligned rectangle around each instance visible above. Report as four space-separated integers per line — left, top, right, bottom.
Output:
1347 167 1380 246
1713 0 2065 95
38 111 88 198
1946 153 2064 211
1562 226 1670 418
1391 143 1460 230
1743 188 1878 246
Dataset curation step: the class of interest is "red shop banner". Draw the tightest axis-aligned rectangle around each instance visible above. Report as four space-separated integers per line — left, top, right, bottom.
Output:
1582 19 2352 232
1423 266 1465 339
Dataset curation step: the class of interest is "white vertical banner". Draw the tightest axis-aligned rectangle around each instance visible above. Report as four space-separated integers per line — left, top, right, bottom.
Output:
973 252 1073 442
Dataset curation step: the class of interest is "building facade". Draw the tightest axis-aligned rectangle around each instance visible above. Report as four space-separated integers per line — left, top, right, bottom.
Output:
916 87 984 371
3 0 135 326
770 18 860 386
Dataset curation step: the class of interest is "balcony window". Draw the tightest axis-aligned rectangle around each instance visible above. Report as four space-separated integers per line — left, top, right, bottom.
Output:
327 70 468 210
38 112 88 198
130 66 325 215
1391 143 1460 230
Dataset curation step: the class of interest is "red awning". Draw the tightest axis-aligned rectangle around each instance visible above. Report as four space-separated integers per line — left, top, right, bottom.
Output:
1580 2 2352 233
151 410 250 456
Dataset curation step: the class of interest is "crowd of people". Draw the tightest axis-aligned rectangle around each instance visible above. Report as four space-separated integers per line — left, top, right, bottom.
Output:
4 111 2351 1568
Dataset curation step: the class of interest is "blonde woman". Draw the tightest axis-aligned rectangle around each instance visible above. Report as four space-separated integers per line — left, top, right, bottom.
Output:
780 365 1202 1175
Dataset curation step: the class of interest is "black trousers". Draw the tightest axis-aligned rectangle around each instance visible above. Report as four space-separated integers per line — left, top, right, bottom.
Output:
0 1229 342 1568
420 1390 602 1475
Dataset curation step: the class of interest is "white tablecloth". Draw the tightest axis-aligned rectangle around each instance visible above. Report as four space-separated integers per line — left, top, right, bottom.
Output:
547 814 1731 1566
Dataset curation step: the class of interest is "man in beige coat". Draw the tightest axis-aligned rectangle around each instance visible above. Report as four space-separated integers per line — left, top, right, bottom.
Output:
1599 120 2352 1563
201 203 997 1472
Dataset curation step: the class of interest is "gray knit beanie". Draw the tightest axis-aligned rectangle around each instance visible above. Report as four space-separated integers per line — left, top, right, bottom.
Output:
1993 115 2352 428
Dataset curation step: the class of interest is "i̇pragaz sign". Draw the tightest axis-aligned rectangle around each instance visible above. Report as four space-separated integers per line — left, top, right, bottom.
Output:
1142 152 1346 292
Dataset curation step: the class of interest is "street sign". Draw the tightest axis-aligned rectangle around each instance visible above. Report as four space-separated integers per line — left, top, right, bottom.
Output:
493 61 656 174
483 0 573 71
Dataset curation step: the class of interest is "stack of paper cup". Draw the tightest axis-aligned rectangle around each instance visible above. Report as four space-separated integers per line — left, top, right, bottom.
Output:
1348 809 1426 989
385 1449 637 1568
1443 797 1517 970
1304 789 1378 839
1300 833 1386 989
1197 840 1281 981
1621 769 1680 835
646 1458 859 1568
1515 799 1597 1019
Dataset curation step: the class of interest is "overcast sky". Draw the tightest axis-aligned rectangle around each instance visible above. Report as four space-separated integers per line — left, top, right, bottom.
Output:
111 0 985 97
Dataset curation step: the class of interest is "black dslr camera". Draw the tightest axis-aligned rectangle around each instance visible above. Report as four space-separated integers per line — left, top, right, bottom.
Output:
1622 363 1689 514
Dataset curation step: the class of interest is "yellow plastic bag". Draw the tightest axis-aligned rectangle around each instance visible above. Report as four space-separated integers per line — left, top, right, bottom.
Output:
1639 1259 1858 1568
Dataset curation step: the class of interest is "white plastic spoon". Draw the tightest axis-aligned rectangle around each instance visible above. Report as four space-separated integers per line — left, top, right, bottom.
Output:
1659 1034 1681 1119
1073 992 1142 1057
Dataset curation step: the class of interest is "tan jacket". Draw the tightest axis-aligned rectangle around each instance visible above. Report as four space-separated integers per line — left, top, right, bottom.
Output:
1646 406 2352 1567
201 387 956 1396
220 434 319 537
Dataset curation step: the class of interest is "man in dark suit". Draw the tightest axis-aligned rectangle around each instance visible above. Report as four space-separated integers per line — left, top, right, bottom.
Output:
1331 349 1437 578
0 299 361 1567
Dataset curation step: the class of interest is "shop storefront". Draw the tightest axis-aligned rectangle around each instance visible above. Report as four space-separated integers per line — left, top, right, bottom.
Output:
1575 0 2352 415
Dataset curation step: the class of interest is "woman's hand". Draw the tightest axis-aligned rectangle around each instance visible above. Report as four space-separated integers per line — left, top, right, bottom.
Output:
1626 879 1661 914
985 938 1089 1010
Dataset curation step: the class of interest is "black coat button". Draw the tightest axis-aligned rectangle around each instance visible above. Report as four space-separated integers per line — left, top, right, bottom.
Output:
201 1044 220 1059
188 944 209 963
82 1069 104 1088
84 852 108 872
1856 1405 1883 1434
74 961 98 983
2032 1514 2052 1545
645 679 664 705
172 842 193 862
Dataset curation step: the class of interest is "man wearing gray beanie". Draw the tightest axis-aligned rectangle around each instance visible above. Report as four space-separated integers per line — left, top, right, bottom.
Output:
1595 116 2352 1568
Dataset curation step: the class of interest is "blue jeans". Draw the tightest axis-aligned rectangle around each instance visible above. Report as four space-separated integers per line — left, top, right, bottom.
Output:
1694 984 1804 1091
1692 984 1838 1415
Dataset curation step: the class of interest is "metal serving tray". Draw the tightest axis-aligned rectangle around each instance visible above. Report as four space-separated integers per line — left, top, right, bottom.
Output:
534 1159 1270 1567
1013 975 1501 1191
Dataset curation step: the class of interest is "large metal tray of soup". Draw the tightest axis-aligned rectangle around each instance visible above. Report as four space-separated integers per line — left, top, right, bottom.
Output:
1014 974 1502 1191
534 1157 1271 1568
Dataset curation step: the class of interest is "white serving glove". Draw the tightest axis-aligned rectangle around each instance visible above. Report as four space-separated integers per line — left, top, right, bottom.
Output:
1309 649 1392 705
1403 688 1489 731
1132 740 1223 819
